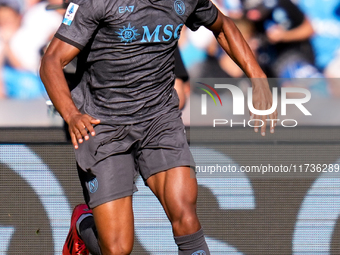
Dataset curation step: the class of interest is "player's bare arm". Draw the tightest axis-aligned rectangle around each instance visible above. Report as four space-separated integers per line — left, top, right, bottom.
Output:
206 11 278 135
40 37 100 149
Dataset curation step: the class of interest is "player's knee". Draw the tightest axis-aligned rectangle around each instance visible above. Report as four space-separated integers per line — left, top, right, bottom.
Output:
171 209 200 235
100 240 133 255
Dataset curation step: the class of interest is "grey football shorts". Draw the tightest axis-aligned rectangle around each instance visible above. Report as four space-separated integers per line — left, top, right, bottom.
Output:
75 109 195 208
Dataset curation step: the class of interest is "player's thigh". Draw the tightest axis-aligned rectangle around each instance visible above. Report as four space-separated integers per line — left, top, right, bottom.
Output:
146 166 198 220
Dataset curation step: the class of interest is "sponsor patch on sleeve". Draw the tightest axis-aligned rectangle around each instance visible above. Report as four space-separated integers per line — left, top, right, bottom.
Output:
62 2 79 26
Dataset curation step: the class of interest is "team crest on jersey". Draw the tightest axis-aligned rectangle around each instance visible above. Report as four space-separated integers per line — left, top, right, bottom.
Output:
63 2 79 26
174 0 185 15
116 23 140 44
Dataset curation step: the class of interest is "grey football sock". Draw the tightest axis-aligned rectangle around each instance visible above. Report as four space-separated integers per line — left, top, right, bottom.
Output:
174 228 210 255
77 215 102 255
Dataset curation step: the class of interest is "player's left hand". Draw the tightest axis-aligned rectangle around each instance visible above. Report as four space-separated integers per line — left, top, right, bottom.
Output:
250 79 278 136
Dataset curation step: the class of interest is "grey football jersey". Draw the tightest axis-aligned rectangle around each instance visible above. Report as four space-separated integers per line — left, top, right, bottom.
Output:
55 0 218 124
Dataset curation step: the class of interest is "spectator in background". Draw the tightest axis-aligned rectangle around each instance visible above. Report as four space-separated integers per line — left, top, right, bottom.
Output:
240 0 330 96
181 0 328 96
297 0 340 97
0 0 64 99
24 0 43 12
297 0 340 73
187 17 255 96
189 18 256 80
0 0 23 98
241 0 315 77
177 26 209 70
10 0 63 74
222 0 243 19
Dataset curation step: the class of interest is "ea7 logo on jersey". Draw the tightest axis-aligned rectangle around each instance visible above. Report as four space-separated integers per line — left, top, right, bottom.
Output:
63 2 79 26
119 6 135 13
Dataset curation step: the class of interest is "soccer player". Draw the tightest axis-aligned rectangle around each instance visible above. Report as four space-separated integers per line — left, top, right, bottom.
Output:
40 0 276 254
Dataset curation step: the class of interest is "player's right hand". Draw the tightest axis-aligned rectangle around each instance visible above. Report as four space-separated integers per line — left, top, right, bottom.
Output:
250 79 278 136
67 113 101 149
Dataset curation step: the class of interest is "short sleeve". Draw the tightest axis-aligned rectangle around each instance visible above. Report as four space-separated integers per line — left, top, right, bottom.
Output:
55 0 105 50
185 0 218 31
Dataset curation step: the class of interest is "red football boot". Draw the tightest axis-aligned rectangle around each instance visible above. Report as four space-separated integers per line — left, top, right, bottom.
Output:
62 204 93 255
